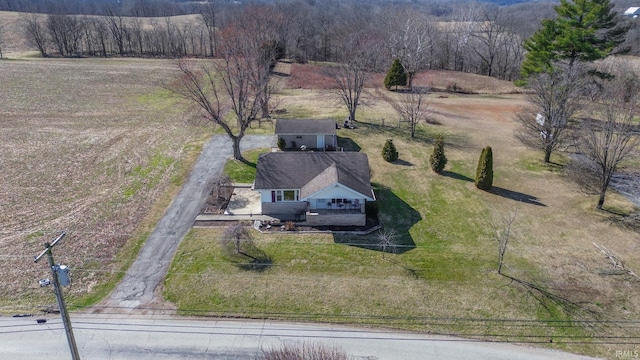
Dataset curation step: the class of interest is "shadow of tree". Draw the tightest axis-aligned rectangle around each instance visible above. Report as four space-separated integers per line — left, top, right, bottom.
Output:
608 211 640 232
336 136 361 152
393 159 414 166
226 241 273 272
501 273 601 324
239 159 257 167
442 170 474 182
333 184 420 254
490 186 546 206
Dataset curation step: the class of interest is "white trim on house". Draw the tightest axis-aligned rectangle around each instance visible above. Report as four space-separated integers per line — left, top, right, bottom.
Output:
625 7 640 17
301 183 375 204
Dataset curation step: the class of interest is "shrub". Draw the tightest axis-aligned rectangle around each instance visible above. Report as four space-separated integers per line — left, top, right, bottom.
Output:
277 137 286 151
263 341 349 360
384 58 407 90
382 139 398 162
284 221 296 231
429 134 447 173
475 146 494 190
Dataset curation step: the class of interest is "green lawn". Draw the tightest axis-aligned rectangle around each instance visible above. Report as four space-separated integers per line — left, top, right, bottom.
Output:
222 148 270 183
165 128 604 357
164 95 639 358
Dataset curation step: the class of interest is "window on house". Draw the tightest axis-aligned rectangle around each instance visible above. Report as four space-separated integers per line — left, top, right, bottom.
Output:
283 190 296 201
274 190 298 202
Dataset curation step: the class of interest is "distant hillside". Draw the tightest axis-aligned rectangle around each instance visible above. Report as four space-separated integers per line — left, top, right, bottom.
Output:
0 0 548 17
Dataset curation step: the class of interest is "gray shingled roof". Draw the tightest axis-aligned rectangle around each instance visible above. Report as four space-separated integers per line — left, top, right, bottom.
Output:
254 152 374 200
275 119 337 135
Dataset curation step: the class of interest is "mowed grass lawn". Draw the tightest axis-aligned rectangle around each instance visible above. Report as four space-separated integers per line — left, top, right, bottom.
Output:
165 90 640 358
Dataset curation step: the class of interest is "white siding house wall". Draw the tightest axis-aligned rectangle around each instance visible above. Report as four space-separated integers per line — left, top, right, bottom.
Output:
304 185 368 213
258 190 272 203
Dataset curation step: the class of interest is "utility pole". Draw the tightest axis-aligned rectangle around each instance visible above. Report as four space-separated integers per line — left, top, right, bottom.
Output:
34 231 81 360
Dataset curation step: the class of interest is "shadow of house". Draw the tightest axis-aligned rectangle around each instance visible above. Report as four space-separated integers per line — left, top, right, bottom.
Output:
336 136 361 152
490 186 546 206
333 184 420 254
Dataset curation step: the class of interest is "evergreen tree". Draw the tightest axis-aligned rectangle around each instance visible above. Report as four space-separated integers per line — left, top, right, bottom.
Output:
429 134 447 173
475 146 493 190
384 59 408 90
521 0 628 79
382 139 399 162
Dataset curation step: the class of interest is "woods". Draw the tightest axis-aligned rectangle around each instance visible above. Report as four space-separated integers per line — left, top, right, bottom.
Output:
12 0 573 81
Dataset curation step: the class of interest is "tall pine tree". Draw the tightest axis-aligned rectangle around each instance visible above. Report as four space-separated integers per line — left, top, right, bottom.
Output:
382 139 399 162
384 59 408 90
475 146 494 190
521 0 628 79
429 134 447 173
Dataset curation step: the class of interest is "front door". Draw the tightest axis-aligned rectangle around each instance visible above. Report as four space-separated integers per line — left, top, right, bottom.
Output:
317 135 325 149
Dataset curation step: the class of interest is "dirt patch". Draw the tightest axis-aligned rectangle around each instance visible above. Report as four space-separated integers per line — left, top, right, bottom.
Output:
286 62 523 95
0 58 201 310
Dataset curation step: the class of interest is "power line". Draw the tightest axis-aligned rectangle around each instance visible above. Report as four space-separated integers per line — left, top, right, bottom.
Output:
2 317 639 346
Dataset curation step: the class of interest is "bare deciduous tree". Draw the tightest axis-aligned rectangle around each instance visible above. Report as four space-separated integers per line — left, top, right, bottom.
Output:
170 25 275 161
0 22 5 59
491 208 518 275
222 223 253 256
104 5 128 56
394 90 432 138
386 9 435 89
469 5 524 80
46 14 84 57
198 2 218 57
515 62 585 163
376 227 400 259
23 13 48 57
377 88 432 138
221 223 272 271
570 75 640 210
263 341 349 360
323 60 369 122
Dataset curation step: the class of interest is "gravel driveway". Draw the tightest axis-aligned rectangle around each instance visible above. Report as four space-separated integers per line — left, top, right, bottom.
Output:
100 134 274 312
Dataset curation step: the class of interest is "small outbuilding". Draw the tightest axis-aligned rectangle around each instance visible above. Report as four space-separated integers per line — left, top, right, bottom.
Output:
275 118 337 151
624 7 640 17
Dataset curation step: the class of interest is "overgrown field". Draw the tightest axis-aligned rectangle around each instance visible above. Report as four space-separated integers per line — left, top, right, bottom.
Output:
0 57 210 310
165 65 640 359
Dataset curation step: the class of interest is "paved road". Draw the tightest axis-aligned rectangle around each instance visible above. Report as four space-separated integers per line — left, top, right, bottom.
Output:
102 134 274 311
0 314 602 360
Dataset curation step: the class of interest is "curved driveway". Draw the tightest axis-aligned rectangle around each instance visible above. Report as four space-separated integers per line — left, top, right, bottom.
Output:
102 134 274 311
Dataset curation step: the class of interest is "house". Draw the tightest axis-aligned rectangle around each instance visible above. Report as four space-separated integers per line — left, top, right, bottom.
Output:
253 152 375 226
275 119 337 150
624 7 640 17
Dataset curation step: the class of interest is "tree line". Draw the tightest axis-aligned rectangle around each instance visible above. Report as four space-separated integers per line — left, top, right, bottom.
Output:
15 0 579 81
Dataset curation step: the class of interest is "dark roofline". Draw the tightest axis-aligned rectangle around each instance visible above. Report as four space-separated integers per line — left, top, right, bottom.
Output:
275 119 337 135
254 152 373 199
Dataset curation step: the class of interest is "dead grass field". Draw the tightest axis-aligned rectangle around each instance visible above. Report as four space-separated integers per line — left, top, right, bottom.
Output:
0 57 210 311
166 63 640 359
